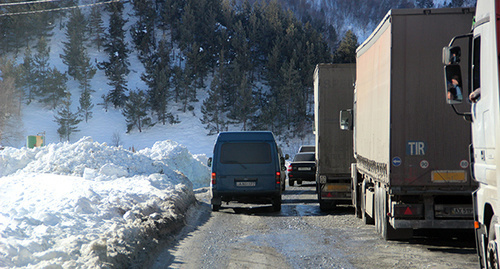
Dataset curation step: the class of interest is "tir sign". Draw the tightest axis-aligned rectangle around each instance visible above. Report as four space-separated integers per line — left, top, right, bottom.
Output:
407 141 426 155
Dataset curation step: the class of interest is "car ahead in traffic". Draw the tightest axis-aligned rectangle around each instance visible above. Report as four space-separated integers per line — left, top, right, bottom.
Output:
298 145 315 153
288 152 316 186
208 131 285 212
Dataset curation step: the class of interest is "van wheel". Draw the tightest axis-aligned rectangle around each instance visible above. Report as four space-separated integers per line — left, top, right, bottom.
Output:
289 180 294 186
272 196 282 212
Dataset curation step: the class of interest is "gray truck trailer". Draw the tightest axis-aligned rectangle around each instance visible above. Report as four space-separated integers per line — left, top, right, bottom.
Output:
314 63 356 211
341 8 477 240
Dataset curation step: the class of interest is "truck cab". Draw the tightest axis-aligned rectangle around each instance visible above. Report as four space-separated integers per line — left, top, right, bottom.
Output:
442 1 500 267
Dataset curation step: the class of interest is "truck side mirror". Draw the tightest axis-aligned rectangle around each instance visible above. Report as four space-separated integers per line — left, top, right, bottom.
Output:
340 109 353 131
444 65 464 105
442 46 461 64
207 157 212 167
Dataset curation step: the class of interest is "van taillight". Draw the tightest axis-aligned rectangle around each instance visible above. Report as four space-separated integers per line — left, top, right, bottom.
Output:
276 171 281 184
211 172 216 185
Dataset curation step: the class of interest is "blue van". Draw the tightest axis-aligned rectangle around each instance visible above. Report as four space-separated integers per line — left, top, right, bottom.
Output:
208 131 286 212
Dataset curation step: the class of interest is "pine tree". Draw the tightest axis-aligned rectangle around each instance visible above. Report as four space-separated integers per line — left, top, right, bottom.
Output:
60 8 89 80
33 37 51 99
19 46 36 104
448 0 465 7
185 42 206 89
122 90 151 133
333 30 358 63
101 1 130 108
229 73 256 131
54 95 82 142
78 88 94 123
131 0 157 62
416 0 434 8
89 5 106 52
178 3 196 51
39 67 68 110
201 52 228 134
142 38 173 125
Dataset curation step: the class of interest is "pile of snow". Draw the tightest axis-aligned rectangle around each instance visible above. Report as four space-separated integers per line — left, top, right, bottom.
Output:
138 140 211 189
0 137 209 268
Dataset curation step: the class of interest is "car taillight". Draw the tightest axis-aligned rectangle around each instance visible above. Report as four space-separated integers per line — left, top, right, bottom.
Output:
276 171 281 184
287 165 292 172
211 172 216 185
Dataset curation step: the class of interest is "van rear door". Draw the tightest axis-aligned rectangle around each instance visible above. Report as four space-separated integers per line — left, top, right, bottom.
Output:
217 142 277 192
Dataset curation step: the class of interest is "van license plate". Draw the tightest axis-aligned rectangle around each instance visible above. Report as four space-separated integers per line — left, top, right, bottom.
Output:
236 181 256 187
298 167 311 171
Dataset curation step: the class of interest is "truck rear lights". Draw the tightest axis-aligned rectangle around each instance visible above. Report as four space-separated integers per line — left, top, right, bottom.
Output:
211 172 216 185
287 165 292 172
393 204 424 219
321 192 351 198
276 171 281 184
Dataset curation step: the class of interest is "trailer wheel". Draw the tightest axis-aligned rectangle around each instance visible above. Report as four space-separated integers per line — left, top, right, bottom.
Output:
376 184 412 240
487 218 499 269
319 200 336 211
352 174 361 218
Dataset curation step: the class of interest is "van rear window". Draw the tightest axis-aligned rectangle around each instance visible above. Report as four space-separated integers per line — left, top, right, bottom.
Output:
221 143 272 164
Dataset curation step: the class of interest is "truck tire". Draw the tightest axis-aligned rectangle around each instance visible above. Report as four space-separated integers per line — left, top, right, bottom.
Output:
352 174 361 218
362 181 374 224
376 184 412 240
319 200 335 211
487 217 499 269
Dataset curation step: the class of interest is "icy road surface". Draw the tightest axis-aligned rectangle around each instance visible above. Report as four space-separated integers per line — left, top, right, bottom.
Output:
152 184 478 269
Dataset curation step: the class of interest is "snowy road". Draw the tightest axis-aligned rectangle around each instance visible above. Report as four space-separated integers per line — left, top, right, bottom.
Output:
151 184 479 269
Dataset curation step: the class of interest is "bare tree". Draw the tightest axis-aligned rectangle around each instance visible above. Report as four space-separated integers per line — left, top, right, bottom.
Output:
0 77 21 145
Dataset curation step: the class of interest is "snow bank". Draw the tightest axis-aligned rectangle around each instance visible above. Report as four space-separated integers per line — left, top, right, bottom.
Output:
0 137 205 268
138 140 211 189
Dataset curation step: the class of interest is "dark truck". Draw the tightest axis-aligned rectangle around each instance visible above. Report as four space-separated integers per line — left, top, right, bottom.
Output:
314 63 356 211
341 8 477 240
208 131 285 212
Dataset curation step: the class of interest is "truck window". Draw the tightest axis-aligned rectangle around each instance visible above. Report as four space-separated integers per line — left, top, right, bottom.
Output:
473 36 481 91
220 143 272 164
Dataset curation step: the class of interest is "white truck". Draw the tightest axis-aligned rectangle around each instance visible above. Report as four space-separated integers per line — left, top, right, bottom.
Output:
442 0 500 267
342 8 477 240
